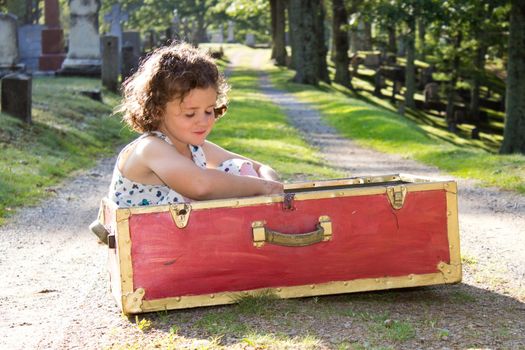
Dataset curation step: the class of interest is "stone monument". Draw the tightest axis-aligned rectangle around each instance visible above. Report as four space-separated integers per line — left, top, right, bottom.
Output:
170 9 181 41
101 35 119 93
245 33 255 47
104 4 128 52
227 21 235 43
121 31 141 80
18 24 44 72
0 13 24 76
1 73 32 123
60 0 101 76
39 0 66 71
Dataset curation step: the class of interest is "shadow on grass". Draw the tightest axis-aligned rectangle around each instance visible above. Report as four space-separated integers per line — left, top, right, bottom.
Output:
124 283 525 349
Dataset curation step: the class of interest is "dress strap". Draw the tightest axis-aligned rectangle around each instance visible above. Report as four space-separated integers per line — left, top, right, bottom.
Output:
148 131 173 145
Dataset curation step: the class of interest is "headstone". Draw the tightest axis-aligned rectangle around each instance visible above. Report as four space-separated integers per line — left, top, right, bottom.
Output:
181 18 191 43
0 13 20 67
210 29 223 44
104 4 128 53
122 31 141 57
397 36 406 57
121 44 138 82
39 0 66 71
227 21 235 43
245 33 255 47
60 0 101 76
363 53 381 68
418 65 435 89
1 73 32 123
101 35 119 92
424 82 440 104
143 30 160 51
170 9 181 41
121 32 140 81
18 24 44 72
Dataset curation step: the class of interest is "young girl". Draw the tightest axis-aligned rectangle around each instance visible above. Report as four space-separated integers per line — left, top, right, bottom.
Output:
108 43 283 207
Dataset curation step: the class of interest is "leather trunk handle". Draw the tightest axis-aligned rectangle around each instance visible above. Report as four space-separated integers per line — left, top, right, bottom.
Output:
252 216 332 247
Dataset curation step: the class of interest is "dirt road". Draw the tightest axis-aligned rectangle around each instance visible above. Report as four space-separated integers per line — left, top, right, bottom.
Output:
0 48 523 349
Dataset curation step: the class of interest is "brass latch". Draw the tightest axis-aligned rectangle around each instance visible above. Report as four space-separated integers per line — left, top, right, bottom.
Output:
386 185 407 210
169 203 192 228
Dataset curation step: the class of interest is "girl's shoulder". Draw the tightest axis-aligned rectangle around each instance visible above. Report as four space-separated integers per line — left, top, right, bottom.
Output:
133 132 173 154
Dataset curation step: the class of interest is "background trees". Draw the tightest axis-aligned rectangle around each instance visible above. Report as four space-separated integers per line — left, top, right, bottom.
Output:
500 0 525 154
0 0 521 153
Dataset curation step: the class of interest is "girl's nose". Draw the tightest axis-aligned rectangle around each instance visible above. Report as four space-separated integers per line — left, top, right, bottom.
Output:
195 111 214 125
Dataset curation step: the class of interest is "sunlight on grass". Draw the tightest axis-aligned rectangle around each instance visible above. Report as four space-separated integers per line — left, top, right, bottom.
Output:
0 77 134 224
209 60 344 182
226 46 525 194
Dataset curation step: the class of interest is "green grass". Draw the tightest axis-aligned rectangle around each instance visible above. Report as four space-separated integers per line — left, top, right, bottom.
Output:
258 49 525 194
0 77 135 224
209 59 344 182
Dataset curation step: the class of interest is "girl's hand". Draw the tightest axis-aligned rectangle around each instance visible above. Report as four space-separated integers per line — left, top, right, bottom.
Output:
257 165 280 181
262 179 284 195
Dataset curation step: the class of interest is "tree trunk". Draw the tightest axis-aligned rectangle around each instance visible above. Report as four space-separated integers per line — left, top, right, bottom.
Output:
287 0 296 69
317 0 330 83
417 18 426 60
289 0 320 85
271 0 287 66
387 25 396 54
446 32 462 131
470 43 486 123
500 0 525 154
332 0 351 88
363 21 372 50
404 18 416 108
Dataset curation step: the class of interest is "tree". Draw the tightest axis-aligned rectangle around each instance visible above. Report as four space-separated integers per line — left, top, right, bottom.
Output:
316 0 330 83
332 0 351 88
270 0 287 66
288 0 324 85
500 0 525 154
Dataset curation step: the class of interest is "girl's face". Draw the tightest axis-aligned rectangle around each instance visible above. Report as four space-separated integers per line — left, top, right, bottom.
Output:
159 87 218 151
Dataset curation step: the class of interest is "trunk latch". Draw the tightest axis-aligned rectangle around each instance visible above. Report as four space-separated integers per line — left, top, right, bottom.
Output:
386 185 407 210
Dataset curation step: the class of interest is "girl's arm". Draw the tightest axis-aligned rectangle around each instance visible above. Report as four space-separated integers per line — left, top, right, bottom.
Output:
203 140 280 181
138 138 283 200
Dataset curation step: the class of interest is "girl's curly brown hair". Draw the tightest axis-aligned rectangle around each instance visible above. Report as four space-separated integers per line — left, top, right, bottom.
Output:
117 42 229 133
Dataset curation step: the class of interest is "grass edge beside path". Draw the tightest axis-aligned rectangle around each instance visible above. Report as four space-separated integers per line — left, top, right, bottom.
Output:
0 77 135 225
254 50 525 194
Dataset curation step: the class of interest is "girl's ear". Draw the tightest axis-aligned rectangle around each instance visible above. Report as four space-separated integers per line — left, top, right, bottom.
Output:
214 105 228 119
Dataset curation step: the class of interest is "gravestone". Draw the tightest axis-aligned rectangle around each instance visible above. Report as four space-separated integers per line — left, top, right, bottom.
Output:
227 21 235 43
60 0 101 76
104 4 128 54
424 82 440 103
101 35 119 93
170 9 181 41
210 27 224 44
18 24 43 72
122 31 141 56
121 31 140 81
1 73 32 123
144 30 158 52
0 13 24 76
39 0 66 71
245 33 255 47
121 44 138 82
363 53 381 68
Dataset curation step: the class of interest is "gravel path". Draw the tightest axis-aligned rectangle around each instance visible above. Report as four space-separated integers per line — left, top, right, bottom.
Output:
0 50 523 349
247 53 525 300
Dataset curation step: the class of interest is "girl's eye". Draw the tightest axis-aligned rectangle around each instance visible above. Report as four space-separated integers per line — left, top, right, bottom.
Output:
205 110 213 115
184 113 195 118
